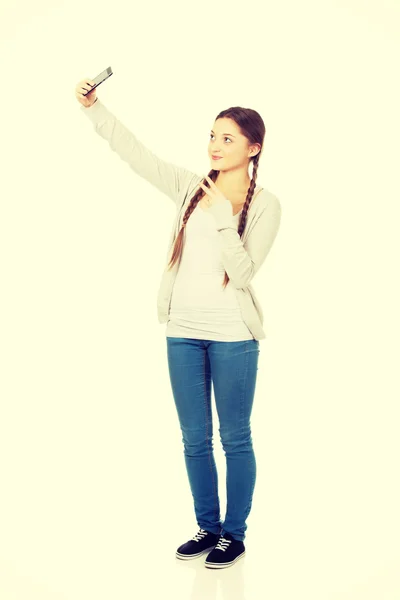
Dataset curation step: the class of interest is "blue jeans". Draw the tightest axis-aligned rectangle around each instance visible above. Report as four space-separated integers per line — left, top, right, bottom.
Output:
166 336 260 542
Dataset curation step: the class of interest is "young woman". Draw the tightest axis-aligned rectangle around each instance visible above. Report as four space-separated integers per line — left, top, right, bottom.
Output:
76 77 281 569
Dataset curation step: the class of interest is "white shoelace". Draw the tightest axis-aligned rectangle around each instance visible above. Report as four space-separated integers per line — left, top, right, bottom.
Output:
192 528 232 552
215 537 232 552
192 528 209 542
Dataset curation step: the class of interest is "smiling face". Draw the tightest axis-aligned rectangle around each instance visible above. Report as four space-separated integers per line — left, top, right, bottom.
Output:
208 117 260 173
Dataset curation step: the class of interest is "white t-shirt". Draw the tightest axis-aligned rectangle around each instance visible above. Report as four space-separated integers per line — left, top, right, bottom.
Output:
167 203 254 341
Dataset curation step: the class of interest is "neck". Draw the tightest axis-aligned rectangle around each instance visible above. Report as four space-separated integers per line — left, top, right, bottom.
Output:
214 169 251 192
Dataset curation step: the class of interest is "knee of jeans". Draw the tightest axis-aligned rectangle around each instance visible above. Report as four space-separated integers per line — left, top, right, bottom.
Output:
219 424 253 450
182 427 213 451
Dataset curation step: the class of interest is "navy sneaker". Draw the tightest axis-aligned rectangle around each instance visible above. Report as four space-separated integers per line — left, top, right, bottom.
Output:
204 532 246 569
176 528 221 560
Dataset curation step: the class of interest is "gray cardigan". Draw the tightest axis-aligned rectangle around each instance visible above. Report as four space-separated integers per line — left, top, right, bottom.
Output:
80 98 282 340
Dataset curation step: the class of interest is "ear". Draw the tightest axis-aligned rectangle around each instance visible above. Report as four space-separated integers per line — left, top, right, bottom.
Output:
249 143 261 158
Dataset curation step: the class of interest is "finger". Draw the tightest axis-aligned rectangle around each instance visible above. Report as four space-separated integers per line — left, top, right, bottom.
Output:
199 183 210 196
201 181 213 194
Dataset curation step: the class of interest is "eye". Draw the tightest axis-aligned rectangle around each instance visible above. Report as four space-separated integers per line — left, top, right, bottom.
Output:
209 134 232 143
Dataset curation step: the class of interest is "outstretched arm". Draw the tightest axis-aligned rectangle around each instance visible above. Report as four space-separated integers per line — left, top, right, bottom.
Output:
80 98 198 206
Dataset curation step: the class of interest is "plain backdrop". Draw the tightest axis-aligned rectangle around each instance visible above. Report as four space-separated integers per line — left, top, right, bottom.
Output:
0 1 399 599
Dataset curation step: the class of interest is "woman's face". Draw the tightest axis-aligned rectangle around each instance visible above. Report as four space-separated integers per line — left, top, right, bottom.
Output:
208 118 258 172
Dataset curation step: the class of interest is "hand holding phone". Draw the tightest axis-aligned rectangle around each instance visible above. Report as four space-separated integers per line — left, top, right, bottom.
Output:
75 66 113 108
82 66 113 95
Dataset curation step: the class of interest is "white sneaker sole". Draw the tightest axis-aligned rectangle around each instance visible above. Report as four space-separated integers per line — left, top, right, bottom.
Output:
205 550 246 569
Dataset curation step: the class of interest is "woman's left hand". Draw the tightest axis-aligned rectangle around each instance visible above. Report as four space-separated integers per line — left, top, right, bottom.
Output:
199 175 236 230
199 175 230 208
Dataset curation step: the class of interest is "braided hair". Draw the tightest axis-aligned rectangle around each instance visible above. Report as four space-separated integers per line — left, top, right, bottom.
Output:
168 106 265 289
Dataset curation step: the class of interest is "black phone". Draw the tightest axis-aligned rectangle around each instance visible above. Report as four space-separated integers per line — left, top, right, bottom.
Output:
83 66 113 95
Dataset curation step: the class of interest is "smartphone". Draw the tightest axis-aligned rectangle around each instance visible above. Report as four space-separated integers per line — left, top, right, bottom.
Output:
83 66 113 95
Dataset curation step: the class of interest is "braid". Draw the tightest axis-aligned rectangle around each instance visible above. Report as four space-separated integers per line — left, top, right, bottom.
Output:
222 153 260 288
167 154 260 289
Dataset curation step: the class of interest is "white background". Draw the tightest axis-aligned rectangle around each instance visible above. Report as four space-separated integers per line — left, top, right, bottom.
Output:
0 1 399 599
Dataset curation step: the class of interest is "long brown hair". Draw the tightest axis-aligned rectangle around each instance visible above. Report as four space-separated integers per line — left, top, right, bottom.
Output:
167 106 266 288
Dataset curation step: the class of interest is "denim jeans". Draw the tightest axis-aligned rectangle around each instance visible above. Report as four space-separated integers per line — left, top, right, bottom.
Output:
166 336 260 542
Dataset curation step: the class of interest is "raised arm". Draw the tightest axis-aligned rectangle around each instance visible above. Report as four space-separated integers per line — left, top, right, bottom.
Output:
80 98 198 206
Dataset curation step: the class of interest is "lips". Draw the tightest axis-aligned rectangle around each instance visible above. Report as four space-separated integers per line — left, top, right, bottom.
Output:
212 156 222 160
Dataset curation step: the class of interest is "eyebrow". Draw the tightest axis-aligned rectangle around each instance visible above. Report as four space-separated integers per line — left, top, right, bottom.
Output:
210 130 236 137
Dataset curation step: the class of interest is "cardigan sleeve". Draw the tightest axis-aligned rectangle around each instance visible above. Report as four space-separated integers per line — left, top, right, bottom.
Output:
210 194 282 288
80 98 197 206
